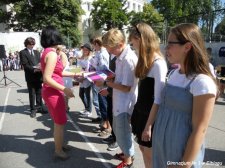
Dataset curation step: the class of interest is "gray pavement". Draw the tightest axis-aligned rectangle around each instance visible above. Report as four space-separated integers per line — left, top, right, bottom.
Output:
0 70 224 168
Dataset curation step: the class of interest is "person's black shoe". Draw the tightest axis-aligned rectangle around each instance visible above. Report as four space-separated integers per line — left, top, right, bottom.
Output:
107 141 119 151
40 109 48 114
36 109 48 114
41 110 48 114
91 117 102 123
30 110 36 118
102 135 114 144
35 106 48 114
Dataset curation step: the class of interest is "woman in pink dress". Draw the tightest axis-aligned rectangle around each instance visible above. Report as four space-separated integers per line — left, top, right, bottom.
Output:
40 25 77 160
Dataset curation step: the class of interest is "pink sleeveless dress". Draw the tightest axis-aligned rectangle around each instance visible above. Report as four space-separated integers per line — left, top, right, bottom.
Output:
41 48 67 125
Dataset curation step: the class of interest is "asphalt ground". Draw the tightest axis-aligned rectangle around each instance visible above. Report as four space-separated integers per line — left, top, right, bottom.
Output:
0 70 224 168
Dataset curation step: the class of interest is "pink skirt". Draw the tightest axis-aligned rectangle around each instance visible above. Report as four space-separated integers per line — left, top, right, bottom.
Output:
42 87 67 125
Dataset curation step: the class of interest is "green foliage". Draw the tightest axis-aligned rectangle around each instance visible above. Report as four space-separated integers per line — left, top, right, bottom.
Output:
151 0 213 26
215 17 225 35
0 0 84 47
151 0 225 41
90 0 129 30
129 3 164 36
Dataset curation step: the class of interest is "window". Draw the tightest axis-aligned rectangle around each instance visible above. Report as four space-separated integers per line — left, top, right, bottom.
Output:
138 5 141 11
127 2 130 8
133 3 136 11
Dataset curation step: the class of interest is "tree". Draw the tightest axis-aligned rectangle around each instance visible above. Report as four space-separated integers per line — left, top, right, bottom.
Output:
0 0 84 47
90 0 129 31
151 0 225 42
151 0 213 26
129 3 164 37
215 17 225 35
200 0 223 41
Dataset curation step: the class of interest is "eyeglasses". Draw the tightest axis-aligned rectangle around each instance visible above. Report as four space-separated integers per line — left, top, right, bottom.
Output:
166 41 189 48
167 41 188 45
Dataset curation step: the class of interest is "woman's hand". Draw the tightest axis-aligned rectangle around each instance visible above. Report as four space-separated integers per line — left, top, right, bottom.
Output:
63 88 74 98
74 71 84 78
141 127 152 142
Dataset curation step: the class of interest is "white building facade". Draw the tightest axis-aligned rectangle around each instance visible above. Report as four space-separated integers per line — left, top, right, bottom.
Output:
80 0 147 43
0 0 146 49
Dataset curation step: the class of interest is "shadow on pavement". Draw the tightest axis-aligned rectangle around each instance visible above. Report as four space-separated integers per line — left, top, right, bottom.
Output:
0 109 114 168
35 111 115 167
204 148 225 166
0 134 113 168
0 105 29 115
17 88 28 93
215 101 225 105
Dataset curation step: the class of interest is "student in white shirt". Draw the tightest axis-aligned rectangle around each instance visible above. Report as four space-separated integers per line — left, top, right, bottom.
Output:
102 28 138 168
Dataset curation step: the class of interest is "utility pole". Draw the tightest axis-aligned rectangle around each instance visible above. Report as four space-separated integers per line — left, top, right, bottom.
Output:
163 19 168 44
67 31 70 48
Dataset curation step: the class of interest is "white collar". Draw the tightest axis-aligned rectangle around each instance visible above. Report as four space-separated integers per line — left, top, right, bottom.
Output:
118 45 129 61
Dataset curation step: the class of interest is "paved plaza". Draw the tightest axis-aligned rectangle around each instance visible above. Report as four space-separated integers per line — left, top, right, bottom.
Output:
0 70 224 168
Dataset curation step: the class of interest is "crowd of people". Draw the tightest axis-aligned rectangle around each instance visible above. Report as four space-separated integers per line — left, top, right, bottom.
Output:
16 22 220 168
0 46 80 72
0 51 21 71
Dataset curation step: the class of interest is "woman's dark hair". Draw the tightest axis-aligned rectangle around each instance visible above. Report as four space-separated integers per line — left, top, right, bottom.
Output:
41 25 63 48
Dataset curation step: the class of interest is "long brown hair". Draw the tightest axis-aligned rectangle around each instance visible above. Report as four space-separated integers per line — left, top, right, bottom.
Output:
129 23 162 79
170 23 215 81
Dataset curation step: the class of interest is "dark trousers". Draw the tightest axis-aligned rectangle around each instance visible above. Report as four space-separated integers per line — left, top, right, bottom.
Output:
79 86 92 112
27 82 42 111
107 96 116 140
98 94 108 120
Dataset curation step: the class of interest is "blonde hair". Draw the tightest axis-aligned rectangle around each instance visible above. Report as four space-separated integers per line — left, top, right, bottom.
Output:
102 28 125 47
56 45 65 52
129 23 162 78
